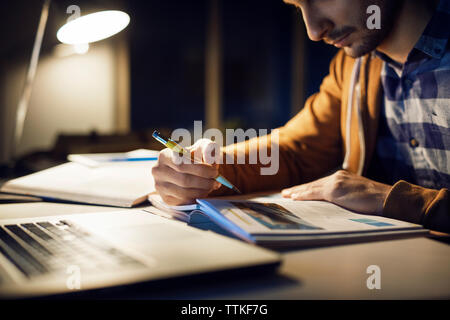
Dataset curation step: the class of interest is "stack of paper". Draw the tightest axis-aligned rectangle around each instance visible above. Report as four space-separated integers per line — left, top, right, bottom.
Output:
1 152 158 207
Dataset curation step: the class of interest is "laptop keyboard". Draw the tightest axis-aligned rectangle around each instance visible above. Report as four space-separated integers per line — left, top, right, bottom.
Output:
0 220 143 278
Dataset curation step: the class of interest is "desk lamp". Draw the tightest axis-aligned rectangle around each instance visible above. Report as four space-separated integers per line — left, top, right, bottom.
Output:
12 0 130 164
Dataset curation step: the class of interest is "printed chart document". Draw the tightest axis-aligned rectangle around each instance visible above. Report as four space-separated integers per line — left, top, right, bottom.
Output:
148 192 428 247
1 152 158 207
196 197 428 247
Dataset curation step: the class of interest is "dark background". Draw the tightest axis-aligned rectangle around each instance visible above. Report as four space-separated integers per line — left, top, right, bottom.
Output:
127 0 338 131
0 0 338 138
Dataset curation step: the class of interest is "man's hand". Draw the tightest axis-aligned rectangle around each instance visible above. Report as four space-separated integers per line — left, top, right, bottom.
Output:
281 170 391 215
152 139 221 206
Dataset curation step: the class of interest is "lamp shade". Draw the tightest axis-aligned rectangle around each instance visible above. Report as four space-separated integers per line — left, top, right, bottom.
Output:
57 10 130 44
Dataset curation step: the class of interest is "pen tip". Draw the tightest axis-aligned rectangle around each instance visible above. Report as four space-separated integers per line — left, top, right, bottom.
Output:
233 187 242 194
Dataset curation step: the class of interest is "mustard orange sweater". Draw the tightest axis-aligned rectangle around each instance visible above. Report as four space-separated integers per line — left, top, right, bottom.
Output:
213 50 450 233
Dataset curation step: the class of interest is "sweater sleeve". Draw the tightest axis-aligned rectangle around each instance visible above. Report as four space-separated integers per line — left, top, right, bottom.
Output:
383 181 450 233
210 50 347 196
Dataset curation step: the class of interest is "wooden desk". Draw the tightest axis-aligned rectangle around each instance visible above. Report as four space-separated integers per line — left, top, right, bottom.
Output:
0 202 449 299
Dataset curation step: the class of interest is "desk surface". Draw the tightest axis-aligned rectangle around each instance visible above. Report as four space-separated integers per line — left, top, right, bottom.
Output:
0 202 449 299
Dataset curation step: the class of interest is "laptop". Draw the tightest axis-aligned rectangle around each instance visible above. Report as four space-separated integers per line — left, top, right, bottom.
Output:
0 210 280 298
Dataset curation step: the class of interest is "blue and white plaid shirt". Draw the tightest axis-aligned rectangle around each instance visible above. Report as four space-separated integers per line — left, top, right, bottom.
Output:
369 0 450 190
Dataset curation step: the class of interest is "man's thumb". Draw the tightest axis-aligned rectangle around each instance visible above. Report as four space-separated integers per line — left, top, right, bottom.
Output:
190 139 220 165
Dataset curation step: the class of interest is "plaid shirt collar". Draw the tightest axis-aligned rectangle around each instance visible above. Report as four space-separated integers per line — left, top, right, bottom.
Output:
414 0 450 59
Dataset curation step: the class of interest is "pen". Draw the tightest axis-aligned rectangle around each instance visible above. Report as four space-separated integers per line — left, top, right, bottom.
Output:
68 155 157 167
109 157 158 162
152 130 241 194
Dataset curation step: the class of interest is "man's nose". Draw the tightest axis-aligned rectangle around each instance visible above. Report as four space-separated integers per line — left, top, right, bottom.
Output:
301 7 332 42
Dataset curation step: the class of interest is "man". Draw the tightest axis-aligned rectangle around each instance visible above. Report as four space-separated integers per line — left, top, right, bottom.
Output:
152 0 450 233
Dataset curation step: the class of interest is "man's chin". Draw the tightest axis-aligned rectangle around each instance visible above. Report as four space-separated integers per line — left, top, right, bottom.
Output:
343 45 374 58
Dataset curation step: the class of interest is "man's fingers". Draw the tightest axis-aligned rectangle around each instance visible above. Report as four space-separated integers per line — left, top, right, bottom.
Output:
290 186 324 201
156 165 220 191
281 188 294 197
187 138 221 165
281 182 324 200
159 148 219 179
201 140 221 164
282 183 310 197
160 194 188 206
153 147 222 206
168 159 218 179
155 180 212 202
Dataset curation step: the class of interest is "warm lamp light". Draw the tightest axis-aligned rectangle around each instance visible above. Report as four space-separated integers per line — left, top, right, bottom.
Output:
57 10 130 45
73 43 90 55
11 1 130 163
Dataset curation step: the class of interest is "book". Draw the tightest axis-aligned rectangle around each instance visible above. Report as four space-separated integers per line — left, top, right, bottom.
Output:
67 149 159 167
147 193 200 222
149 193 429 248
145 196 239 240
0 194 42 203
0 150 158 208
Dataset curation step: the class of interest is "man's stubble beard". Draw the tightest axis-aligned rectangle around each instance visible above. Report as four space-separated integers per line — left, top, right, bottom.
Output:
344 0 403 58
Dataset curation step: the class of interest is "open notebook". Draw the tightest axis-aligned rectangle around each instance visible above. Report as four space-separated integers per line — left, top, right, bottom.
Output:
148 193 428 248
0 150 158 207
